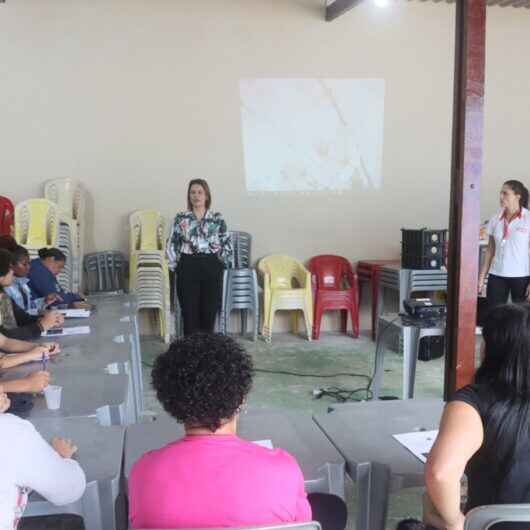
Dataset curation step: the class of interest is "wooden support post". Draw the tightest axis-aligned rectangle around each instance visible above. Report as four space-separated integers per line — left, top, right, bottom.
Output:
444 0 487 398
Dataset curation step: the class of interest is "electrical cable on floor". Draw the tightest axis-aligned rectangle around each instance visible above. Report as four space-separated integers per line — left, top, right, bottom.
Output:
141 315 402 402
253 368 371 381
312 386 373 402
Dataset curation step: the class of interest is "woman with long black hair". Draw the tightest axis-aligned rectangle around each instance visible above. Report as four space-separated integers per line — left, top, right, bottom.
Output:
424 303 530 530
479 179 530 307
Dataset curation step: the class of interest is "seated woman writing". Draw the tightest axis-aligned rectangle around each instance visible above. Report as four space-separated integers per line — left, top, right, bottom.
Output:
0 334 58 394
28 248 90 310
0 391 86 530
129 333 346 530
0 250 63 340
3 244 60 313
425 303 530 530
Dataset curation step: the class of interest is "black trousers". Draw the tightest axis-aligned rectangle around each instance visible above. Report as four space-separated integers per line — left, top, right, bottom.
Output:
486 274 529 308
307 493 347 530
177 254 223 336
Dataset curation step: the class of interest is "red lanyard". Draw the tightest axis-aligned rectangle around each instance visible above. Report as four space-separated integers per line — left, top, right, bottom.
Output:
502 211 521 241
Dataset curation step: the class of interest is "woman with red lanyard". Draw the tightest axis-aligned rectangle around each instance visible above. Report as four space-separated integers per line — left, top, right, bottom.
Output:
478 180 530 307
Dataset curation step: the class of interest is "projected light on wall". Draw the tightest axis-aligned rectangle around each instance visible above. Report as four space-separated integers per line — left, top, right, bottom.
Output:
240 78 385 192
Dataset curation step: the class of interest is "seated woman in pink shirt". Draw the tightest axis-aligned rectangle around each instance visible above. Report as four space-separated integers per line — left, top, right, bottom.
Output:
129 333 346 530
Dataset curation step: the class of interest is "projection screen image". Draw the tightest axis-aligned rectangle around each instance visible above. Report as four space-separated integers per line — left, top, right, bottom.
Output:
240 78 385 192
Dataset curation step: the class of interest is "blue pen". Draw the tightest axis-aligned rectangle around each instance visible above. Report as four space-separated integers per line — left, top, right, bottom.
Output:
41 351 48 371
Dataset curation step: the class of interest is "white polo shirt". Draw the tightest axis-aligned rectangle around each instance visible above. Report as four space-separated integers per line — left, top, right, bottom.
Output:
487 207 530 278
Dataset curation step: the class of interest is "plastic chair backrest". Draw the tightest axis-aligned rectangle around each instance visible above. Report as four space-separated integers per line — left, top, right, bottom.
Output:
308 255 353 290
464 504 530 530
130 210 166 252
44 178 78 219
135 523 321 530
15 199 59 248
258 255 305 289
0 196 14 237
83 251 126 293
230 230 252 268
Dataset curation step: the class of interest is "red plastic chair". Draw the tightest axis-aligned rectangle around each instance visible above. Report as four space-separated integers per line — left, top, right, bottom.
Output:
0 196 14 237
308 255 360 340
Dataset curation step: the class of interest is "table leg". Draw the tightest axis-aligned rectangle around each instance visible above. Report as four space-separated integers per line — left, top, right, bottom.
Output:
355 461 392 530
375 285 385 338
402 326 420 399
371 271 379 341
98 480 118 530
370 322 387 400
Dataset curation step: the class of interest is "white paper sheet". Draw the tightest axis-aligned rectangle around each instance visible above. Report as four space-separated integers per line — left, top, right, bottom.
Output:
252 439 274 450
393 430 438 463
59 309 91 318
42 326 91 337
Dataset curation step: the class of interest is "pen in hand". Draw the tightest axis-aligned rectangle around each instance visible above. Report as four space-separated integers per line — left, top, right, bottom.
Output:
41 352 49 372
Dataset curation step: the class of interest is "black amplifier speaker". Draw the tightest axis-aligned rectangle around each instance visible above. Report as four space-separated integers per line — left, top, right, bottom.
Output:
401 228 448 270
418 336 445 361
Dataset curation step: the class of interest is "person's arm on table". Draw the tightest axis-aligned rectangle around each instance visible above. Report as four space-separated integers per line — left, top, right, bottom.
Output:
425 401 483 530
12 418 86 505
0 343 59 369
0 371 50 393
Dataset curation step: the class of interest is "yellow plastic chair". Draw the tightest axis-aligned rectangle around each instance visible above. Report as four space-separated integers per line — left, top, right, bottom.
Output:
129 209 166 252
129 209 168 291
15 199 59 249
258 255 313 343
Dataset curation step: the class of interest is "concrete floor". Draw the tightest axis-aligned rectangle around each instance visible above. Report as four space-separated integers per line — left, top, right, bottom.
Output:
22 324 468 530
140 328 451 530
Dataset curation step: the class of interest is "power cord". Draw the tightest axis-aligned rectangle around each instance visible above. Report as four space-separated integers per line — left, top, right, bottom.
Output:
141 315 403 403
312 386 373 402
254 368 371 382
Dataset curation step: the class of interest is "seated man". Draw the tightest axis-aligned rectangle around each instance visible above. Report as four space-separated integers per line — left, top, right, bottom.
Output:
129 333 346 530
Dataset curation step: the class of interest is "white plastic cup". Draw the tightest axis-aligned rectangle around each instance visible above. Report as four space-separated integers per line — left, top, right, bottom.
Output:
43 385 62 410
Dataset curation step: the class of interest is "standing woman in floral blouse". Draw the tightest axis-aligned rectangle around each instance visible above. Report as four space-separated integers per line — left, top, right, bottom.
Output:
167 179 233 335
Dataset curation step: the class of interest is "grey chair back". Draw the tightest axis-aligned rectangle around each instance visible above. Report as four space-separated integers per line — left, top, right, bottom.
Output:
221 268 259 341
136 523 321 530
464 504 530 530
84 251 127 293
230 231 252 269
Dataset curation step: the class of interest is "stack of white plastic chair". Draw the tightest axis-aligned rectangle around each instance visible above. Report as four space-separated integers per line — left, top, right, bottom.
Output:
44 178 86 292
15 199 59 262
129 209 170 343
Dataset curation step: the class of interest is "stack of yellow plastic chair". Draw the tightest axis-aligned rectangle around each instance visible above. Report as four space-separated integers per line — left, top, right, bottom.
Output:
44 178 86 292
258 254 313 343
15 199 59 261
129 209 170 343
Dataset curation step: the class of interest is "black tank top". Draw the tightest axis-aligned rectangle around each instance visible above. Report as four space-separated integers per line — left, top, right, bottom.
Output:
453 384 530 530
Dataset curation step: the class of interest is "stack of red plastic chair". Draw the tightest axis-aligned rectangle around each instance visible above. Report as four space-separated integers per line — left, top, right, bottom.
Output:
308 254 360 340
0 196 14 237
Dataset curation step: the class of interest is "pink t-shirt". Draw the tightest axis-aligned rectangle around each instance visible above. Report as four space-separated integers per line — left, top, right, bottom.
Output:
129 434 312 529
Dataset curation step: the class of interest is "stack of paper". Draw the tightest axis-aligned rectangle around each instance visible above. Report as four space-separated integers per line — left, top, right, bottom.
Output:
393 430 438 463
42 326 91 337
59 309 91 318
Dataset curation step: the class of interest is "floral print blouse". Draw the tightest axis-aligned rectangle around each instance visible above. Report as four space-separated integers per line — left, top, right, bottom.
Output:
166 210 233 270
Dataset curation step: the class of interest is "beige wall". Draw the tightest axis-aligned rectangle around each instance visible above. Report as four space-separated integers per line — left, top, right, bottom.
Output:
1 0 529 330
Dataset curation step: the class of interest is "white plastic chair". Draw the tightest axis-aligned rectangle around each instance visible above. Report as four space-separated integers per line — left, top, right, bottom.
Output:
464 504 530 530
44 178 86 290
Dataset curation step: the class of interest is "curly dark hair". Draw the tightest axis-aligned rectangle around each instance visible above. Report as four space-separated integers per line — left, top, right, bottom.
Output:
152 333 254 432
